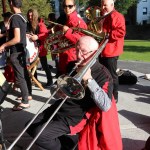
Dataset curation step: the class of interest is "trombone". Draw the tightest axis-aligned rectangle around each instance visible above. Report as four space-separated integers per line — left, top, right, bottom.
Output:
7 35 108 150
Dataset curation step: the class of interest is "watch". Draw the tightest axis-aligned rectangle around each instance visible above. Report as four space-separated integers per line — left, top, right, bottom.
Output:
85 78 93 85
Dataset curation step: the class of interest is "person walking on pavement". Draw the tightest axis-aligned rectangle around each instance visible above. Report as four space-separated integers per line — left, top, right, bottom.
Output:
0 0 32 110
98 0 126 103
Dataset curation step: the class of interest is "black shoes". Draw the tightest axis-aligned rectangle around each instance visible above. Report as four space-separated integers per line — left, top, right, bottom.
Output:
48 65 53 69
114 97 118 103
115 98 118 103
44 82 53 88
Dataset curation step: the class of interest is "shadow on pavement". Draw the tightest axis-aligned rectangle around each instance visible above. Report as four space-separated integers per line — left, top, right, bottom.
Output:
119 84 150 103
1 107 40 150
119 110 150 134
122 138 146 150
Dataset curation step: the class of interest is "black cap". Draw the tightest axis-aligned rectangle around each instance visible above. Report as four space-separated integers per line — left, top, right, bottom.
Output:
2 12 12 18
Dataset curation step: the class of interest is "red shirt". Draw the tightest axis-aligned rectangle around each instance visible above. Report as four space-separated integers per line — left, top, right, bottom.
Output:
101 9 126 57
77 99 122 150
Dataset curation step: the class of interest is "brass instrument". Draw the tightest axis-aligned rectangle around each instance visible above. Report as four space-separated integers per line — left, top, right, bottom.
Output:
44 30 74 54
72 27 106 43
56 38 108 100
44 20 106 54
44 21 75 54
85 6 102 32
44 6 108 54
85 6 115 33
7 36 108 150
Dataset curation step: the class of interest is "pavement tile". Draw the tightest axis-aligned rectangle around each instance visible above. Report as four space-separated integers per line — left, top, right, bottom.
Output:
0 61 150 150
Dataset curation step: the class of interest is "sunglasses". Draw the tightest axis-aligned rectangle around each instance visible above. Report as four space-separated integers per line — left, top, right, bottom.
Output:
63 5 74 9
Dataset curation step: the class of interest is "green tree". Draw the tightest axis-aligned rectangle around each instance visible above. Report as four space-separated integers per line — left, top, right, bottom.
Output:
0 0 52 21
115 0 138 14
0 0 141 21
22 0 52 19
79 0 139 15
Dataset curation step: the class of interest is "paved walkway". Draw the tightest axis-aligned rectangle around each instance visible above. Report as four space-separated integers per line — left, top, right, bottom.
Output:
118 60 150 74
0 60 150 150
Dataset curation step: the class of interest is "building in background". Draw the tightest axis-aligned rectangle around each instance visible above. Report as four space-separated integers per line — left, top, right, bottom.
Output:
126 0 150 25
136 0 150 25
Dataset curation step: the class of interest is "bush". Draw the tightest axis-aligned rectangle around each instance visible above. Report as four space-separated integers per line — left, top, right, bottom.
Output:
125 25 150 40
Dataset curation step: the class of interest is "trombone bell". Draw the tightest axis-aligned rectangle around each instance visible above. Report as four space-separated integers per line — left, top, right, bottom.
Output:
57 75 85 99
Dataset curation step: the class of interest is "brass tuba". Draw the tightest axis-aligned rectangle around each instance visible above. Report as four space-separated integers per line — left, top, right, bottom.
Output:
85 6 102 33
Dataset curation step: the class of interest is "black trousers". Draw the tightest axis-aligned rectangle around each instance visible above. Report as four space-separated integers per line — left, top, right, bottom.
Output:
35 56 52 84
40 56 52 83
10 52 32 103
26 100 78 150
99 56 119 100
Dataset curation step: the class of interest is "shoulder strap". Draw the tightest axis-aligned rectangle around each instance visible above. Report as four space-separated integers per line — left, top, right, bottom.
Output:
6 13 27 31
8 13 27 25
12 14 27 22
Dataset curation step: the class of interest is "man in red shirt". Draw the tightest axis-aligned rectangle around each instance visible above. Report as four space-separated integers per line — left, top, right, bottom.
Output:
99 0 126 103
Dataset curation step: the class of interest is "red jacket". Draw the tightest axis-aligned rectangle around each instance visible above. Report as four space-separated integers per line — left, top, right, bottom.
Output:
101 9 126 57
69 98 122 150
58 11 87 74
38 19 49 57
77 98 122 150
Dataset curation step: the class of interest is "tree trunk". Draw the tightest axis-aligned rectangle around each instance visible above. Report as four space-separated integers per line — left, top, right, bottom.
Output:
2 0 6 13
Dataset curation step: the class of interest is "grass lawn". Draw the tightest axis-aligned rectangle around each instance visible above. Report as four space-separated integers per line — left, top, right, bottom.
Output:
119 40 150 62
47 51 52 60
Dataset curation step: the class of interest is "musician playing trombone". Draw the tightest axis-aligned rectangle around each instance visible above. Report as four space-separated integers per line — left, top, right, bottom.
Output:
26 36 122 150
